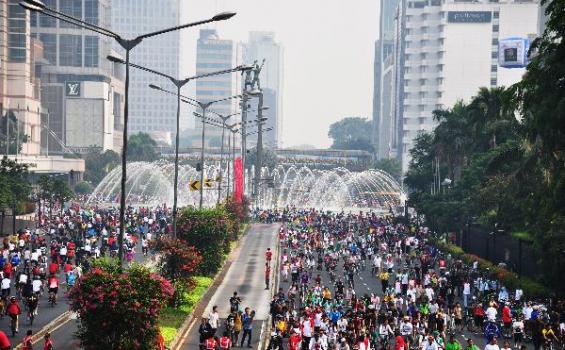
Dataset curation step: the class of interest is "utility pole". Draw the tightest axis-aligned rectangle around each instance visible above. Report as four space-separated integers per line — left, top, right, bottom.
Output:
254 91 264 207
240 71 252 194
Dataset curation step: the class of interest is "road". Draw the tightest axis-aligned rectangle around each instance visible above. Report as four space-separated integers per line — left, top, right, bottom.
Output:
179 223 279 349
43 223 279 349
276 239 529 350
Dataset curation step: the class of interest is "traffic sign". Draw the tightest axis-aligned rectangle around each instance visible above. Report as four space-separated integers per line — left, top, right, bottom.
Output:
189 181 201 191
204 179 214 188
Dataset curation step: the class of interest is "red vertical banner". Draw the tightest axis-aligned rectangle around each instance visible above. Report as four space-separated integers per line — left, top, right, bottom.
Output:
234 157 243 203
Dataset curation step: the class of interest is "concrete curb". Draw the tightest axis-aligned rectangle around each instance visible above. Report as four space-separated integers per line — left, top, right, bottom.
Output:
259 223 281 350
170 223 249 350
16 310 73 349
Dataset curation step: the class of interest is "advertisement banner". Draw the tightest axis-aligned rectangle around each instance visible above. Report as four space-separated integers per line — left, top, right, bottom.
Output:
234 157 243 203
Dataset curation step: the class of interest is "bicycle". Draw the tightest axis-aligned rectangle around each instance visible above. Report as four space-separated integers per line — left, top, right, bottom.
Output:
9 314 18 337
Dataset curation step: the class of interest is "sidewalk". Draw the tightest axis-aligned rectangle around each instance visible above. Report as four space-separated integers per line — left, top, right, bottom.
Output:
179 223 279 349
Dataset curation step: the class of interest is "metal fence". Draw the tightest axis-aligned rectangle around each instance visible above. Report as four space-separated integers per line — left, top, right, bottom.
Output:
455 224 540 279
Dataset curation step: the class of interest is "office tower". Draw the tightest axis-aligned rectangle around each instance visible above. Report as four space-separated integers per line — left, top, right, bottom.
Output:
242 31 284 147
194 28 239 149
112 0 179 139
393 0 541 172
373 0 400 160
1 0 42 155
29 0 124 153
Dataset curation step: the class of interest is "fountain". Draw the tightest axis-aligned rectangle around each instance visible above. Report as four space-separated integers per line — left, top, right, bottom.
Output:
88 162 405 211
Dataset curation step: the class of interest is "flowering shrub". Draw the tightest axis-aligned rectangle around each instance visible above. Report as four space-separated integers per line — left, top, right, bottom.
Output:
150 238 202 307
68 264 174 350
177 207 233 275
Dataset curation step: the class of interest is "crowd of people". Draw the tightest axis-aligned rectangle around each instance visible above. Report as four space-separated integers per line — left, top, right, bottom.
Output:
251 209 565 350
0 203 171 349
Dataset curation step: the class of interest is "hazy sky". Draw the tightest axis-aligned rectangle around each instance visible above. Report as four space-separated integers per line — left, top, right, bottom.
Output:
179 0 379 148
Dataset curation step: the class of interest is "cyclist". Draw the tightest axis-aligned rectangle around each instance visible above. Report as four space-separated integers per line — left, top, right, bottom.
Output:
6 297 21 335
542 323 558 349
47 274 58 305
0 330 10 350
26 293 39 319
43 332 54 350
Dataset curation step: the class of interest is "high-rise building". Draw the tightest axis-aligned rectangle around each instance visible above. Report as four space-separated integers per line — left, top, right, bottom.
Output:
1 0 42 156
373 0 401 160
392 0 541 172
1 0 84 180
30 0 124 153
111 0 179 137
242 31 284 147
195 29 238 118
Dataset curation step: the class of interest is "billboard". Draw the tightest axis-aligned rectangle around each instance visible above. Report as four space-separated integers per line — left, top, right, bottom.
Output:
447 11 492 23
498 37 530 68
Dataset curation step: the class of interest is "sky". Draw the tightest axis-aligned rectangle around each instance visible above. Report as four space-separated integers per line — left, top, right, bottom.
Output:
179 0 380 148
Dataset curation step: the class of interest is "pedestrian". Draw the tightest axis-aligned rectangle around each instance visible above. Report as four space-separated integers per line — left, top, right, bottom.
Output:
219 331 232 349
265 262 271 290
484 337 500 350
43 332 53 350
208 305 220 336
198 317 212 350
240 308 254 348
22 329 33 350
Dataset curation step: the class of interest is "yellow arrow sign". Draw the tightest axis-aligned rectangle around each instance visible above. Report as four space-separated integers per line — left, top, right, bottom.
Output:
204 179 214 188
189 181 201 191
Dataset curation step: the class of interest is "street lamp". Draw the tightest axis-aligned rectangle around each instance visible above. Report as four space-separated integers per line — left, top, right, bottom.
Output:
20 0 236 266
109 56 249 238
151 86 242 208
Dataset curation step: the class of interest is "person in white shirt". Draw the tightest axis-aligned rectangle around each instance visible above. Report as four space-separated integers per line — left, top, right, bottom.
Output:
422 336 439 350
207 305 220 335
1 276 11 298
484 337 500 350
32 277 42 294
486 305 498 322
463 281 471 308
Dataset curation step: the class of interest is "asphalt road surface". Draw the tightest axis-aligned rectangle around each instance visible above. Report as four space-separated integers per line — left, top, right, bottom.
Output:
179 223 279 349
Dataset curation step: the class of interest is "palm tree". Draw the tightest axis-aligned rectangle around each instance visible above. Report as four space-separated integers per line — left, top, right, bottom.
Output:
467 87 517 150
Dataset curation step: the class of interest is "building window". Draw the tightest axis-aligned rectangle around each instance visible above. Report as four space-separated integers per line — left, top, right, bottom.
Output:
493 24 499 32
491 78 497 86
59 34 82 67
7 1 26 63
84 36 99 67
59 0 82 28
404 80 411 86
437 78 443 85
84 0 99 25
491 65 498 72
40 34 57 65
492 38 499 45
436 91 443 98
420 52 427 59
419 79 427 86
493 11 499 19
39 0 56 27
492 51 498 58
437 64 443 72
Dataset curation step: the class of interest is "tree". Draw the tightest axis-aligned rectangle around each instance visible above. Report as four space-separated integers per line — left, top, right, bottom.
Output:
372 158 402 182
84 150 120 186
0 111 28 154
0 157 31 215
68 264 174 350
74 181 94 195
127 133 159 162
38 175 73 216
245 146 278 169
328 117 374 152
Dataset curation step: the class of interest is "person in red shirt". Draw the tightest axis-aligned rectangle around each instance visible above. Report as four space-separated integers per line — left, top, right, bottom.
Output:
4 263 12 279
7 297 21 334
22 329 33 350
396 334 406 350
288 329 302 350
43 332 54 350
502 303 512 331
218 332 232 349
0 330 10 350
265 248 273 263
49 262 58 275
204 337 217 350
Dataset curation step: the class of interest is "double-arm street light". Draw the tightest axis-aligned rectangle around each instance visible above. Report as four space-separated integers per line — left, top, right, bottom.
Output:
109 56 250 238
20 0 236 265
150 86 242 208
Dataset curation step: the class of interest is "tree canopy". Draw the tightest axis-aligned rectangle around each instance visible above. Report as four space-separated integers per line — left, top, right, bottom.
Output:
328 117 374 152
127 132 159 162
